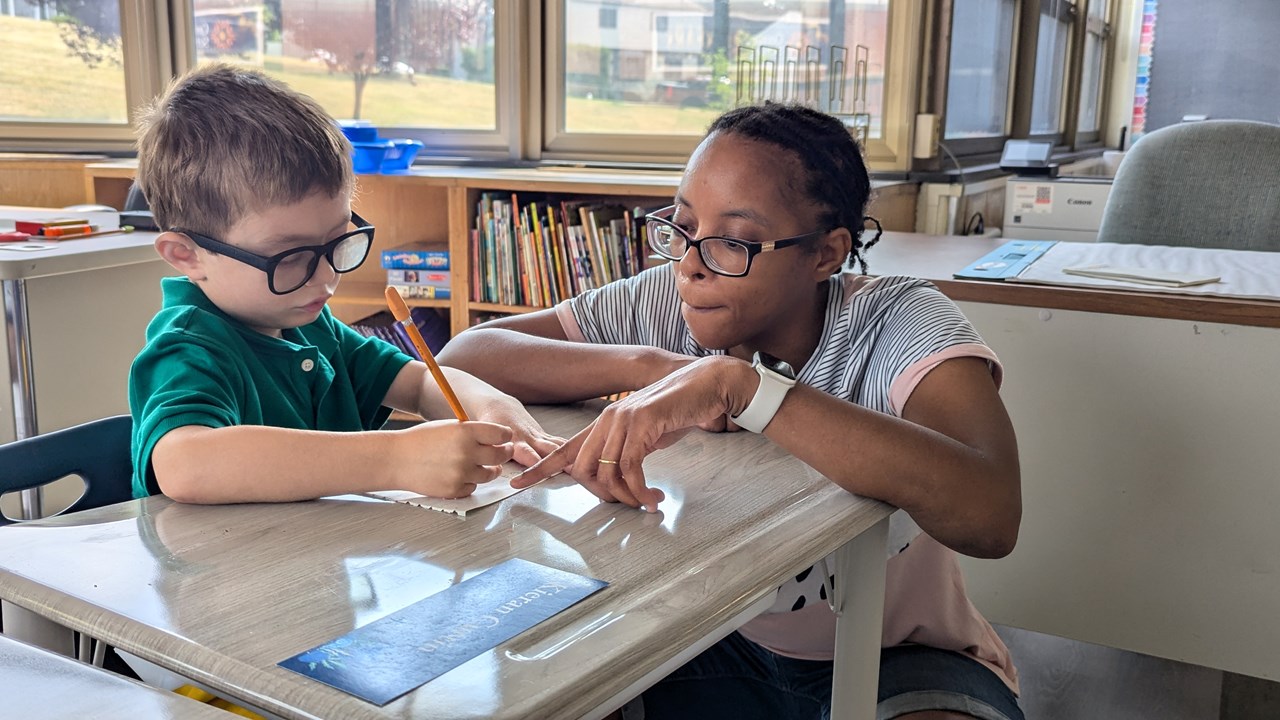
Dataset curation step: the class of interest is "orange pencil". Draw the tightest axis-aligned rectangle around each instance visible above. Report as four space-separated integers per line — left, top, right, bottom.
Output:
45 226 136 240
384 285 469 421
41 224 97 238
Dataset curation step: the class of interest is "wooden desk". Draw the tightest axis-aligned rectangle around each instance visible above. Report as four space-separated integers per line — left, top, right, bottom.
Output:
0 404 894 720
872 232 1280 682
0 634 228 719
0 208 166 516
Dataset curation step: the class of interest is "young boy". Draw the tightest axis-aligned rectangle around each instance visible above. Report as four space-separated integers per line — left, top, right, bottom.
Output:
129 63 560 504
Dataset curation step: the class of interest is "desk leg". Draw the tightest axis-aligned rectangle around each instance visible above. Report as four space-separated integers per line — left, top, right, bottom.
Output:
2 278 41 519
830 515 889 720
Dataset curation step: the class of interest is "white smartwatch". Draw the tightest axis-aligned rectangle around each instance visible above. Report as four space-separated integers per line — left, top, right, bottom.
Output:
731 352 798 433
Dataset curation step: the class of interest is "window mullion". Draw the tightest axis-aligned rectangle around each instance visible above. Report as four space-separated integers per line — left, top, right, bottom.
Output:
1061 0 1088 147
1009 0 1040 139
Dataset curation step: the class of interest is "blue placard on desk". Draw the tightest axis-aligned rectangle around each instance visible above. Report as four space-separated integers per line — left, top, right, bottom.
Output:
954 240 1057 281
279 558 608 706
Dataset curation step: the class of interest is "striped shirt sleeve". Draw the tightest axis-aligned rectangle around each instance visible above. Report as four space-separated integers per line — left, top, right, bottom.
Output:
861 279 996 414
560 265 688 353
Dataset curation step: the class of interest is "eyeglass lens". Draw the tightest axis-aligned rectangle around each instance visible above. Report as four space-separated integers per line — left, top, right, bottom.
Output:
271 230 372 293
647 221 750 276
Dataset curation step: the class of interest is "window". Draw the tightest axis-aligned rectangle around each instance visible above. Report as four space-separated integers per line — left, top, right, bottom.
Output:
1 1 127 124
1029 0 1073 136
935 0 1116 162
191 0 497 131
1077 0 1110 139
0 0 167 151
945 0 1018 140
547 0 899 164
187 0 510 157
2 0 1133 170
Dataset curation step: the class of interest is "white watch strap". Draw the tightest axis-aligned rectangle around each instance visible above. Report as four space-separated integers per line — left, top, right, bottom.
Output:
732 364 794 433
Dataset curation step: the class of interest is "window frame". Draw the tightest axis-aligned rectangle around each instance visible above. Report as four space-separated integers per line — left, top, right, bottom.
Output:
1020 0 1075 143
936 0 1116 164
940 0 1022 156
173 0 526 162
539 0 922 171
0 0 171 153
0 0 1121 172
1073 0 1112 146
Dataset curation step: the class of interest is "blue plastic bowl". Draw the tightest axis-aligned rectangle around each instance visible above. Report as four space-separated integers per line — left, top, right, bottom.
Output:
380 139 424 172
351 140 394 174
338 120 378 143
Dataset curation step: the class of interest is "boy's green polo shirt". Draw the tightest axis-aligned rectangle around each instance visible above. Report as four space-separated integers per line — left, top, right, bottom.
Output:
129 277 412 498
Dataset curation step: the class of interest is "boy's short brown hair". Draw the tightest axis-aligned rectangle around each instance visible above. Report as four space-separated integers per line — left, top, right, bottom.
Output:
136 63 353 237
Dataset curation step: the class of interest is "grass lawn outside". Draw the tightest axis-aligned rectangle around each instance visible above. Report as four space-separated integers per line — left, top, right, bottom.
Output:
2 14 719 136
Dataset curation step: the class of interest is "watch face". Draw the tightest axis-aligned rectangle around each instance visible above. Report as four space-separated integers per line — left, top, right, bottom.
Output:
755 351 797 380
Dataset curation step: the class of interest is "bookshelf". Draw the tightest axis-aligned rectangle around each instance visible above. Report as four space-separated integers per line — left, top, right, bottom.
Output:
83 161 918 336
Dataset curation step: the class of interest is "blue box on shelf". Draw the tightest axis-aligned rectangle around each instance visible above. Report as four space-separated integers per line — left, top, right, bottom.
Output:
351 140 395 174
338 120 378 143
380 139 424 173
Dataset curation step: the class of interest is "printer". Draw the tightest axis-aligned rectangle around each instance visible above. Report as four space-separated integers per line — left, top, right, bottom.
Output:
1003 176 1112 242
998 140 1112 242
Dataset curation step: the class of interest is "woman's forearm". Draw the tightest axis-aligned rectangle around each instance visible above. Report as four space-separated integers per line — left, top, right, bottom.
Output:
440 327 681 403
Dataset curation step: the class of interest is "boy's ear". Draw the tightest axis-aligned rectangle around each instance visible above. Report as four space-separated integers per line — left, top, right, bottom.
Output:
812 227 853 279
155 232 207 280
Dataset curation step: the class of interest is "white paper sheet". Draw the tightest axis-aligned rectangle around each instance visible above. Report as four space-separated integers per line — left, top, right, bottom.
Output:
1011 242 1280 301
364 464 528 517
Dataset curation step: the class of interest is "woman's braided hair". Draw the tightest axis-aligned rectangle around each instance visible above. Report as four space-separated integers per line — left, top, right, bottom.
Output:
706 102 880 273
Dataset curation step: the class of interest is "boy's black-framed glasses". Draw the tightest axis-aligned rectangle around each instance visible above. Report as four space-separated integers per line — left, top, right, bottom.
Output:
641 205 825 277
173 212 374 295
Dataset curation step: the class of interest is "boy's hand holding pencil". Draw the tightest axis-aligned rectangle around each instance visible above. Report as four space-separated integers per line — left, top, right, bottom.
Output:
386 285 557 449
385 286 510 498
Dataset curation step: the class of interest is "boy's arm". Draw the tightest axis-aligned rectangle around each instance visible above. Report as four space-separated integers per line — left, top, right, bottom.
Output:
151 421 514 504
437 309 685 404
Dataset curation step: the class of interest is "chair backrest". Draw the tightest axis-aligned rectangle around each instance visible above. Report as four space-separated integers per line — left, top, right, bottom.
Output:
1097 119 1280 250
0 416 134 525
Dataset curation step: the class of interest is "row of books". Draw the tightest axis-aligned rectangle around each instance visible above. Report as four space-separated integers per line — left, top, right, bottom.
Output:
350 306 450 358
470 193 651 308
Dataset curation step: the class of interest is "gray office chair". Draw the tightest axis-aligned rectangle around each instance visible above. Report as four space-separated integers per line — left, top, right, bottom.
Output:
0 415 133 666
1097 120 1280 250
0 415 134 526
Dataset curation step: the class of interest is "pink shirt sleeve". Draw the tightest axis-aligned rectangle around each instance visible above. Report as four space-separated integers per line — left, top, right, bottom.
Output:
888 343 1003 416
555 300 587 343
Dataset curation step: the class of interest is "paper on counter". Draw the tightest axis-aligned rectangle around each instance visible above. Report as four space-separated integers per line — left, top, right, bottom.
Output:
1062 264 1221 288
365 464 528 516
1010 242 1280 301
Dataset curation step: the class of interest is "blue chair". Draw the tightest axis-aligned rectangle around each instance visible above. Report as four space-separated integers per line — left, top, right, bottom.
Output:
0 415 134 525
0 415 134 665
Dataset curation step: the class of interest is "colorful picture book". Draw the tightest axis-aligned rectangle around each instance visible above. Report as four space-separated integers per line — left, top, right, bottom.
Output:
381 243 450 270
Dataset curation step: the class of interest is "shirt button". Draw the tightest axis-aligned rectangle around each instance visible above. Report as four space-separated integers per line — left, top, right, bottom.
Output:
301 359 315 372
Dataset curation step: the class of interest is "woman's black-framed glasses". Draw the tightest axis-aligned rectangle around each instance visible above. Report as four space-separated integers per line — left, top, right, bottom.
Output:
642 205 826 277
173 212 374 295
